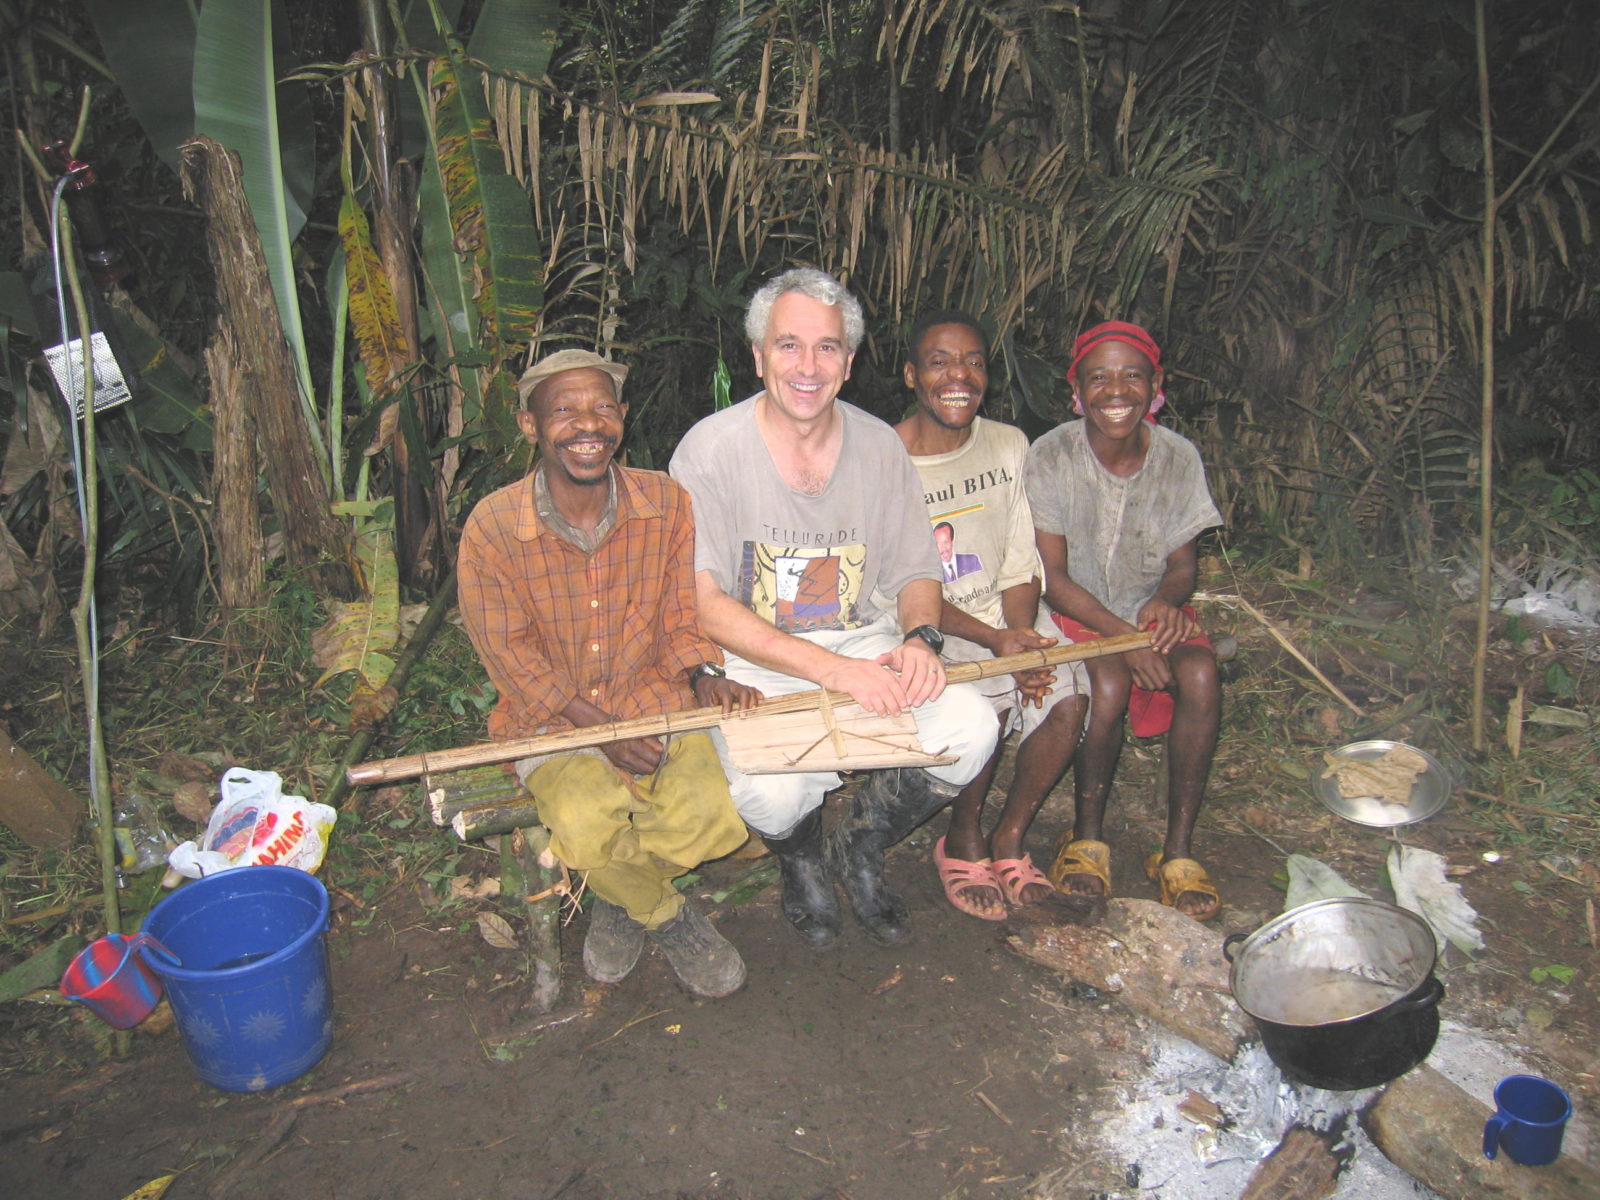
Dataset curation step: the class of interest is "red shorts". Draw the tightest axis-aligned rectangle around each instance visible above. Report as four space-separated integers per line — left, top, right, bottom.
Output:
1049 608 1212 738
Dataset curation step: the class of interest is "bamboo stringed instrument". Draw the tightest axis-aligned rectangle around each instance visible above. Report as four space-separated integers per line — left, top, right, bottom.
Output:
346 631 1153 785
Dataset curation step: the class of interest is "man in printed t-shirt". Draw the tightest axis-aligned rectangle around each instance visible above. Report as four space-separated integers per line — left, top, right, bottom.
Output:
670 269 999 949
894 310 1089 922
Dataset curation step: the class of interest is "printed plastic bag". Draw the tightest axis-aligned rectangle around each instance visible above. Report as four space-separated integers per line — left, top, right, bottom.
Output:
166 769 337 879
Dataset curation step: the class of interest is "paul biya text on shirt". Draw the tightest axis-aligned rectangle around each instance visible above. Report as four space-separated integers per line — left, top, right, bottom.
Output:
922 465 1014 508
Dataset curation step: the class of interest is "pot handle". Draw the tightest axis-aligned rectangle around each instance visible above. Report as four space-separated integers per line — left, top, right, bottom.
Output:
1375 975 1445 1019
1221 933 1246 963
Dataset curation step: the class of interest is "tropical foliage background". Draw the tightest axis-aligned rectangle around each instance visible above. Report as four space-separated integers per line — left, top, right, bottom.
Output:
2 0 1597 722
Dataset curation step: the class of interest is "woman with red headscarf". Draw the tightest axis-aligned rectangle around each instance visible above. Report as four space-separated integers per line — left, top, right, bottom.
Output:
1022 321 1224 919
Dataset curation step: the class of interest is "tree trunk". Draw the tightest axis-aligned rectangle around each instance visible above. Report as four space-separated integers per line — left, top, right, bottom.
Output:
206 324 263 613
179 136 352 599
500 826 562 1013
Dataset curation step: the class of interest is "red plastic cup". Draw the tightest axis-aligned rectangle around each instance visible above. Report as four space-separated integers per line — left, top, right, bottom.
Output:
60 932 176 1028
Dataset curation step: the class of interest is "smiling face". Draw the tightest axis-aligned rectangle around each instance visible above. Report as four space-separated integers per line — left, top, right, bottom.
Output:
518 367 626 490
1074 339 1162 446
933 523 955 563
752 291 855 427
904 322 988 434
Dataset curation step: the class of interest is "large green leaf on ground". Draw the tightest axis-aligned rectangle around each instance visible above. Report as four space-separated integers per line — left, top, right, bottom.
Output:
427 51 543 350
83 0 196 174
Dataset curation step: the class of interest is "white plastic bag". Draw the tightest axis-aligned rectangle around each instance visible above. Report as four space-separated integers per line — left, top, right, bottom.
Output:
167 769 337 879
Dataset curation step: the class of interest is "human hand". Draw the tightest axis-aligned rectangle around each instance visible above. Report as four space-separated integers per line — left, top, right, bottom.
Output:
1137 599 1195 653
990 626 1056 662
820 656 910 718
1014 667 1057 707
694 675 765 715
877 638 947 708
1126 647 1174 692
601 734 666 777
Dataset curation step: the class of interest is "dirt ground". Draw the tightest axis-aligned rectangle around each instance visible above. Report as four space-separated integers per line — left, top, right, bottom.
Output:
3 736 1598 1200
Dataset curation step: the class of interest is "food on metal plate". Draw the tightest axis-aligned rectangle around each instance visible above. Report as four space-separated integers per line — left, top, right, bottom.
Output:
1320 744 1429 807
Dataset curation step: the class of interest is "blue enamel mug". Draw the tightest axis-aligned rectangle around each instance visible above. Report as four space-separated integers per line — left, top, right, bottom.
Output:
1483 1075 1571 1167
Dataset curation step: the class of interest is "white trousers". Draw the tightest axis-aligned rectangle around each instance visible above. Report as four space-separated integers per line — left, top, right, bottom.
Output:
709 618 1000 836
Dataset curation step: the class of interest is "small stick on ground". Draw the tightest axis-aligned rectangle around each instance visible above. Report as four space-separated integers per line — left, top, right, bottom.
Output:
206 1072 416 1198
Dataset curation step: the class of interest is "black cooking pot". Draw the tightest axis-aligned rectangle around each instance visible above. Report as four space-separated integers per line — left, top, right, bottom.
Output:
1223 896 1444 1091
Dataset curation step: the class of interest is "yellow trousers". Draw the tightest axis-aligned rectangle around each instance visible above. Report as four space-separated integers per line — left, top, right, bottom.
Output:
522 732 745 929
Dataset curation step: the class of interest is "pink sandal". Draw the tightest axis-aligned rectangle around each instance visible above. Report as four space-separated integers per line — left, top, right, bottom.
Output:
991 855 1054 907
933 836 1007 921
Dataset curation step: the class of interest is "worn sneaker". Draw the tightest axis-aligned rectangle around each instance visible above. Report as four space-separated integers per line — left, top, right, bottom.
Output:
583 898 646 984
647 900 746 998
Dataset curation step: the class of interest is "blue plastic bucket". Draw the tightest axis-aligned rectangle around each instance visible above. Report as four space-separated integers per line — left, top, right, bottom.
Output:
140 865 333 1092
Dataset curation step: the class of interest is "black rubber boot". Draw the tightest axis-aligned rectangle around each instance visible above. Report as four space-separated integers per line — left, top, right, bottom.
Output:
826 768 960 946
762 808 842 948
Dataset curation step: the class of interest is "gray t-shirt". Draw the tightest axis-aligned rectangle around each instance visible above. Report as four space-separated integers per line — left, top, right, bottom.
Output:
909 416 1040 630
1024 420 1222 623
670 394 941 633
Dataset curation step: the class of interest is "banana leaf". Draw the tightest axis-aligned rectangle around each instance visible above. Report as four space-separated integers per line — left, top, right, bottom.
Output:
467 0 561 82
427 50 543 351
104 311 210 445
338 191 412 458
192 0 321 463
313 500 401 725
83 0 196 174
416 137 487 431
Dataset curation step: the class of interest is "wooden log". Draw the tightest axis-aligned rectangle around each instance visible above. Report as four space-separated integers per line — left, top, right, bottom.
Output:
1238 1126 1342 1200
1366 1065 1600 1199
453 797 541 841
1005 897 1249 1063
0 728 81 848
501 827 561 1013
425 763 524 826
347 632 1154 785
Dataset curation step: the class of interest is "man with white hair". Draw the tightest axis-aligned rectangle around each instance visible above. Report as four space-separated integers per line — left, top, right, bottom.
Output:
670 269 999 948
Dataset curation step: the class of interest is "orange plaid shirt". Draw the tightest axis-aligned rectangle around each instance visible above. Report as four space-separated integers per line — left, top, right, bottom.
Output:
458 464 720 740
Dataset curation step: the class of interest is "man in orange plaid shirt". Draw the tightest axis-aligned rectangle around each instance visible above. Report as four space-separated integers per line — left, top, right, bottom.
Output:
459 350 761 998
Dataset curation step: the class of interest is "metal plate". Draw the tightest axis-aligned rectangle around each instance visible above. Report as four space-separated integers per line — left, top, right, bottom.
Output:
1311 740 1450 828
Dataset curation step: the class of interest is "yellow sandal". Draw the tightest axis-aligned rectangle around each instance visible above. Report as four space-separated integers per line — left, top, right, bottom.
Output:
1144 853 1221 921
1048 838 1112 898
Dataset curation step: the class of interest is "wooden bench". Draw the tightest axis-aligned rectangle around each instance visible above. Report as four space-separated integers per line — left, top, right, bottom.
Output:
422 765 569 1013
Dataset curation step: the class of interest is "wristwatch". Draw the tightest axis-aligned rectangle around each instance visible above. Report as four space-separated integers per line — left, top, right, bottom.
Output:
688 662 727 690
902 624 945 654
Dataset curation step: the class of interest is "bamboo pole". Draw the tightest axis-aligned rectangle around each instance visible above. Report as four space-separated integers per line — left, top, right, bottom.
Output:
346 631 1153 785
1470 0 1495 752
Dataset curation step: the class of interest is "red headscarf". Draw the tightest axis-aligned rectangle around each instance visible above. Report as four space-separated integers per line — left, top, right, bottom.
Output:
1067 321 1165 417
